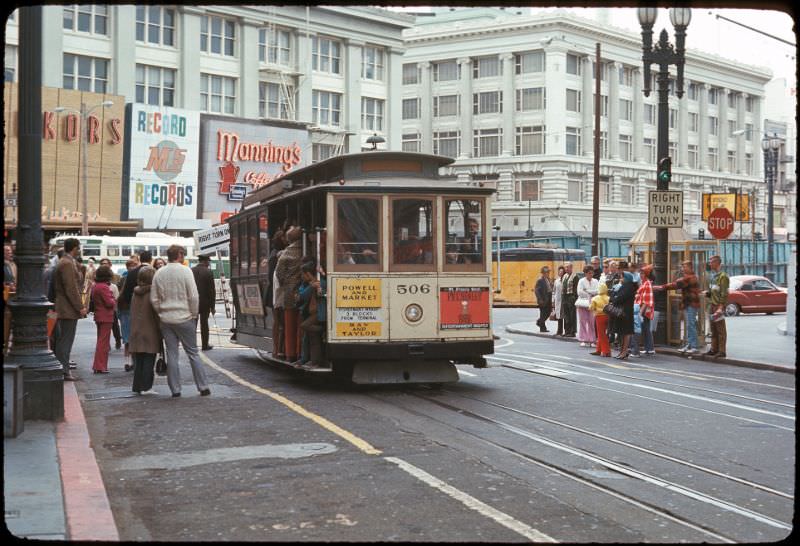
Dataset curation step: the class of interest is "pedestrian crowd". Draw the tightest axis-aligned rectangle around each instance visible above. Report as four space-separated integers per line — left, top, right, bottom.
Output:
38 237 222 397
534 254 729 360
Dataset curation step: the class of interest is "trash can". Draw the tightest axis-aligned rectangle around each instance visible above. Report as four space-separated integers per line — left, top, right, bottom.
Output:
4 364 24 438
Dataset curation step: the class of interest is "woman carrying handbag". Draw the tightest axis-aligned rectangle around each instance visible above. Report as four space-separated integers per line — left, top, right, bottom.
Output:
576 265 599 347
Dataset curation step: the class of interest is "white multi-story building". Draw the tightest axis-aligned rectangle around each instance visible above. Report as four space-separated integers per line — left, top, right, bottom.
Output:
4 5 413 161
400 8 795 241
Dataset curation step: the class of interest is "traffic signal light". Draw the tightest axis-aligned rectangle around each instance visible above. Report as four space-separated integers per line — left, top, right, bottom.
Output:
657 157 672 185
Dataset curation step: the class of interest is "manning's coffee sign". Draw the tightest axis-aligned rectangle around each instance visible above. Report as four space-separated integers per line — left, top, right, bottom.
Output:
125 104 207 230
199 117 310 225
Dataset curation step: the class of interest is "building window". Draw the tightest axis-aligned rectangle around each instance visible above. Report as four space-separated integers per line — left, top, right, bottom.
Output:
63 5 107 35
600 94 609 117
312 143 337 163
312 36 341 74
744 123 753 142
515 178 542 201
473 128 502 157
362 45 385 81
432 60 459 81
516 126 545 156
566 53 581 76
473 91 502 114
619 99 633 121
135 64 175 106
592 61 608 81
669 108 678 129
643 138 656 164
669 141 677 160
259 81 293 120
599 131 609 159
709 116 719 136
433 94 459 117
402 133 421 153
689 112 699 133
728 120 737 136
566 127 581 156
688 144 698 169
259 27 291 65
516 87 545 111
745 154 753 175
361 97 384 131
619 134 632 161
403 63 420 85
727 151 737 172
727 92 736 109
200 15 236 56
708 87 718 105
200 74 236 114
515 51 544 74
567 176 584 202
644 103 656 125
136 6 175 46
433 131 460 158
566 89 581 113
312 90 342 127
687 82 698 100
472 56 500 78
402 98 420 120
621 180 636 206
598 176 611 204
618 65 633 86
745 96 754 112
63 54 108 93
708 147 719 171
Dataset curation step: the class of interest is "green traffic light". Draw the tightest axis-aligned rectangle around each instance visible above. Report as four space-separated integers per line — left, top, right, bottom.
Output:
658 170 671 183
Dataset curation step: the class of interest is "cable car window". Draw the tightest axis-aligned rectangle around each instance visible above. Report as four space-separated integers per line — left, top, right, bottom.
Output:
134 245 147 254
392 198 435 268
229 222 239 273
107 246 120 257
248 216 258 275
444 198 485 270
83 246 101 257
335 196 381 270
121 245 132 257
258 213 269 273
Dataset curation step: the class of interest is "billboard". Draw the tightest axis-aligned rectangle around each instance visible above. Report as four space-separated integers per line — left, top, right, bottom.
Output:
125 104 206 230
199 117 310 225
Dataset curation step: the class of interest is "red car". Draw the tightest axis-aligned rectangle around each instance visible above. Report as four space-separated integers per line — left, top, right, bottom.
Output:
724 275 788 316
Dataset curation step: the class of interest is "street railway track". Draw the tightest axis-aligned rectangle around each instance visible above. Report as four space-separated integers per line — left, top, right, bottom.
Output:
382 386 794 542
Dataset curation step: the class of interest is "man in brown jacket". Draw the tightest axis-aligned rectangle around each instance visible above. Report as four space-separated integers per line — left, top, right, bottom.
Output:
275 226 303 362
54 238 88 380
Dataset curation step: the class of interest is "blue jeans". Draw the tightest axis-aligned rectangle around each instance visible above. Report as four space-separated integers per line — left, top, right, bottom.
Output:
685 306 699 349
641 316 654 352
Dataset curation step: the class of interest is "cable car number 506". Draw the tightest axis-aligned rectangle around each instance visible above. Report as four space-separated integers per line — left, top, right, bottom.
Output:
396 284 431 295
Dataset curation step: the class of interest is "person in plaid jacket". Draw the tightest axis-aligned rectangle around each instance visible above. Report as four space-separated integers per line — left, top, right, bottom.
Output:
634 264 655 355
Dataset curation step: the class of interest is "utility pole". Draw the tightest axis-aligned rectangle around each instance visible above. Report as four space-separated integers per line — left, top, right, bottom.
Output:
591 42 601 258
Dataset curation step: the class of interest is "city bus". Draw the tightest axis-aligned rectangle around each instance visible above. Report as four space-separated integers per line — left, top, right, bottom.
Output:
47 232 230 277
226 151 496 384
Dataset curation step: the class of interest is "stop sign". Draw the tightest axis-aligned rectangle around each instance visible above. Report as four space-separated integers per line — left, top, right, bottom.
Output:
708 207 734 239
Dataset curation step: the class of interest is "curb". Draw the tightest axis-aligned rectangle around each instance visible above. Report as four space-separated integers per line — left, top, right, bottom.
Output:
504 324 795 375
57 380 120 541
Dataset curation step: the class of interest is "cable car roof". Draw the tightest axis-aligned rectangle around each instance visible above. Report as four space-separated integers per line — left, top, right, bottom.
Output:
243 151 464 207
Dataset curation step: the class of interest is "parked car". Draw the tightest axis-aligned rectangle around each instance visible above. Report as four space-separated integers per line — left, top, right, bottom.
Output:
724 275 787 316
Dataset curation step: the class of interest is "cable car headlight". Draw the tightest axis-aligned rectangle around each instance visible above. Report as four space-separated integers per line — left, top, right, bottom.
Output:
404 303 423 323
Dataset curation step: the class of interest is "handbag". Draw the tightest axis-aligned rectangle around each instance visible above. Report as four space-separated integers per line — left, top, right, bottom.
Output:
603 302 625 319
575 297 590 309
155 342 167 376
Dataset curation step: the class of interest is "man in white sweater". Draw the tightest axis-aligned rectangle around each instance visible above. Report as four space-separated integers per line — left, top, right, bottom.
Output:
151 245 210 398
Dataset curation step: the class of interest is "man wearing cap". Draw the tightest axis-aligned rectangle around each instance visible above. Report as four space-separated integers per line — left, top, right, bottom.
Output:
192 254 216 351
534 266 552 332
705 255 729 358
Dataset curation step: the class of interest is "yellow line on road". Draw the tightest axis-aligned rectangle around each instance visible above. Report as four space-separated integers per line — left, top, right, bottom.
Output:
198 352 382 456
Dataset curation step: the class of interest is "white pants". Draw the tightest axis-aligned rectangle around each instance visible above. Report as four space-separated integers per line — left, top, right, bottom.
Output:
160 319 209 395
577 307 596 343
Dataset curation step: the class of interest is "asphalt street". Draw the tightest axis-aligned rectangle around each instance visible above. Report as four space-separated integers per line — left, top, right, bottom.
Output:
30 308 792 542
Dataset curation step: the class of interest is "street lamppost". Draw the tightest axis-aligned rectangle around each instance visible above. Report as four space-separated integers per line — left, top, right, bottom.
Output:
525 199 533 238
54 100 114 235
638 6 691 346
761 134 783 282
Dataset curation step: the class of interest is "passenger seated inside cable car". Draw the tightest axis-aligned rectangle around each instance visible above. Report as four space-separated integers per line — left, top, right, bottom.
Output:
336 198 380 265
392 198 434 265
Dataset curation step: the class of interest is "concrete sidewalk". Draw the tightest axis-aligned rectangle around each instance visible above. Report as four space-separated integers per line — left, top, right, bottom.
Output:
506 313 795 374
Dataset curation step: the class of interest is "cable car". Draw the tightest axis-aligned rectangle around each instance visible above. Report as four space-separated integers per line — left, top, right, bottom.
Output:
226 151 495 384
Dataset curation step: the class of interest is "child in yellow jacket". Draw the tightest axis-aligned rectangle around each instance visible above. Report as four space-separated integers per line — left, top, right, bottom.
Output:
589 283 611 357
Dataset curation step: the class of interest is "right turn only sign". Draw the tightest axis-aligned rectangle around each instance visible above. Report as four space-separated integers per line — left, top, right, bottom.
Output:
707 207 734 239
648 190 683 228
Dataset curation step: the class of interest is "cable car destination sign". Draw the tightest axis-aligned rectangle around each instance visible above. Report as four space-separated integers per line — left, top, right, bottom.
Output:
648 190 684 228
